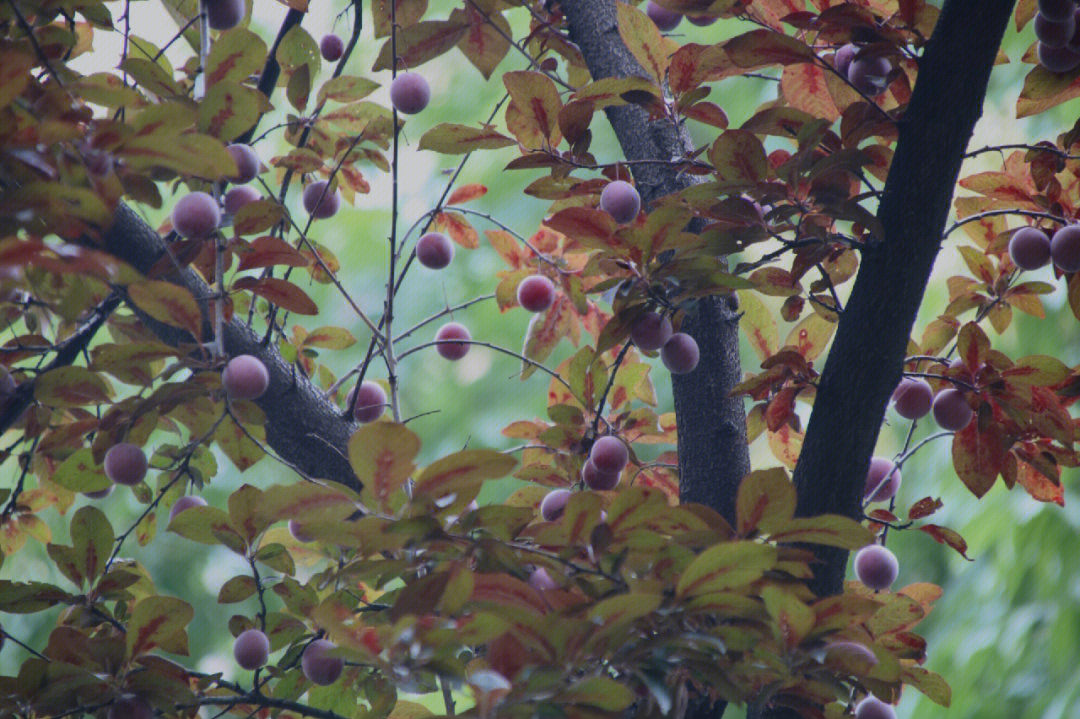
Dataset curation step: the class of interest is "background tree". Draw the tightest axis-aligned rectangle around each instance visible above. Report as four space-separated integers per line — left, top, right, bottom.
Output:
0 1 1078 718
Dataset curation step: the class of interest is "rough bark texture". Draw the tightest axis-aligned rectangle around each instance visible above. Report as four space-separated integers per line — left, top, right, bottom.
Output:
560 0 751 526
103 204 361 491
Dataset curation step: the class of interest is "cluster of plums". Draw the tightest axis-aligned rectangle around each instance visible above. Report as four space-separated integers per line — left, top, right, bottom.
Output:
538 435 630 520
630 311 700 374
171 142 262 238
833 43 892 97
1008 224 1080 273
1034 0 1080 73
645 1 717 30
890 368 974 433
234 628 344 683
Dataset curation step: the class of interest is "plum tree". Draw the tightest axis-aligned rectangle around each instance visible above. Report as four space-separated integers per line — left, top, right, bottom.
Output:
854 696 897 719
590 435 629 474
848 55 891 96
107 695 152 719
222 354 270 400
226 143 260 184
582 459 621 491
301 639 344 685
646 1 681 31
434 322 470 360
600 180 640 224
863 457 901 503
629 312 673 351
234 628 271 670
205 0 243 30
1039 0 1077 22
224 185 261 215
891 377 933 419
415 231 454 269
1008 226 1052 270
171 192 220 239
346 381 387 423
168 495 207 522
1035 11 1076 47
104 443 148 486
661 333 700 374
853 545 899 591
320 33 345 62
1051 224 1080 271
389 73 431 115
540 489 572 521
302 180 341 219
516 275 556 313
932 388 974 431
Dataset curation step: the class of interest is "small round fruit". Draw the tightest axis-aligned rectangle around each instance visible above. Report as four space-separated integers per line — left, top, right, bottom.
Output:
289 519 315 542
825 641 878 669
1008 227 1052 270
590 435 629 474
630 312 673 351
108 695 153 719
891 377 933 419
646 1 681 31
435 322 470 361
84 486 114 500
302 180 341 220
104 443 148 486
855 696 897 719
600 180 641 224
172 192 221 239
687 14 717 26
661 333 700 374
226 143 260 184
540 489 572 521
415 232 454 269
0 367 15 404
582 459 620 491
224 186 260 215
320 33 345 62
853 545 899 591
346 381 387 424
932 389 973 432
1038 42 1080 72
1036 11 1076 47
223 355 270 401
302 639 344 685
834 43 858 76
1039 0 1076 22
205 0 244 30
848 56 891 96
529 567 557 592
389 72 431 115
1051 224 1080 272
169 495 207 522
234 628 270 670
863 457 901 503
517 275 556 313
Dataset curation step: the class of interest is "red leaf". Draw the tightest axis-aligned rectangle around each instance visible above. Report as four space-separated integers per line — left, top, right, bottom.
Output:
447 183 488 205
233 276 318 315
951 421 1010 498
918 524 972 560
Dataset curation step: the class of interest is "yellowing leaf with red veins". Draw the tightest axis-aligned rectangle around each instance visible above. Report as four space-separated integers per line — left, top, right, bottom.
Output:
236 235 310 271
414 449 516 502
724 29 815 69
951 421 1009 498
34 366 113 407
902 666 953 708
955 321 990 372
573 76 661 109
631 465 679 505
0 48 34 111
232 276 318 315
768 515 875 550
736 468 795 535
709 130 769 184
470 573 547 614
768 424 803 469
1015 459 1065 506
521 295 573 380
676 541 777 597
451 5 510 80
784 312 836 361
448 183 488 205
761 586 815 651
207 28 268 86
615 2 678 84
1017 64 1080 118
349 423 421 513
372 20 467 72
419 123 516 154
117 133 237 180
918 523 973 559
669 43 737 96
257 482 359 525
737 290 778 362
128 280 204 340
504 71 563 150
486 229 527 269
958 171 1038 207
781 63 840 121
435 212 479 249
126 595 194 658
544 207 618 252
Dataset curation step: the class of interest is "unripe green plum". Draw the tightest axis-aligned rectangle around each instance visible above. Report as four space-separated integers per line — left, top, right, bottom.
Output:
891 377 933 419
1008 226 1052 270
233 628 270 670
302 639 344 685
169 495 207 522
661 333 700 374
853 544 898 591
1051 224 1080 272
416 232 454 269
517 275 556 313
172 192 220 239
600 180 641 224
582 459 620 491
863 457 901 503
205 0 244 30
226 143 260 184
224 186 260 215
540 489 572 521
932 389 973 431
108 695 153 719
855 696 897 719
320 33 345 62
302 180 341 220
390 73 431 115
104 443 148 486
646 2 681 31
435 322 470 360
590 435 629 474
630 312 673 351
223 355 270 401
346 381 387 423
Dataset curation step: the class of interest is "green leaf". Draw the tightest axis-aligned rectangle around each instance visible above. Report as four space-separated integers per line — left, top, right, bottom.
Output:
70 506 113 585
34 367 112 407
198 81 269 142
735 468 795 535
206 28 267 86
217 575 256 603
52 449 111 493
559 676 635 712
168 505 247 554
414 449 516 502
418 124 516 154
127 281 204 341
317 75 379 105
372 20 468 71
761 586 815 651
767 515 875 549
